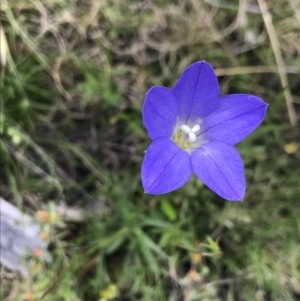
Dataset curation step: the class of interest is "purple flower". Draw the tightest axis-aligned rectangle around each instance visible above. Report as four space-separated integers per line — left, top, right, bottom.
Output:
141 61 268 201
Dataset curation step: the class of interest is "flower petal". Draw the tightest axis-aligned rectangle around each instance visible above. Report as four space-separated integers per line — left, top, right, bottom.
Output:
191 141 245 201
142 137 192 194
200 94 268 145
172 61 220 123
143 87 178 140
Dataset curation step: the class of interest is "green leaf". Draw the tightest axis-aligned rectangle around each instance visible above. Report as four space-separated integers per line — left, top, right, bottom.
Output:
160 198 177 221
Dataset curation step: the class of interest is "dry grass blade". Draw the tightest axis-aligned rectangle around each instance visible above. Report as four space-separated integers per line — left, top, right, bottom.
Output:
288 0 300 25
215 65 299 76
4 142 61 189
257 0 298 126
0 25 7 67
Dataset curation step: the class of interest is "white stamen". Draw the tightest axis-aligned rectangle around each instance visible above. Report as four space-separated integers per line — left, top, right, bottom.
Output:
180 124 191 134
188 133 197 142
191 124 200 133
180 123 201 143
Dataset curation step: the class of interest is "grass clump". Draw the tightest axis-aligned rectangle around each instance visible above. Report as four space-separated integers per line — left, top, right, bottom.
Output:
1 0 300 300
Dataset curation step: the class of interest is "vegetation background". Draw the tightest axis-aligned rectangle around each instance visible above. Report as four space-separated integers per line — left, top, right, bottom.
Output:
1 0 300 300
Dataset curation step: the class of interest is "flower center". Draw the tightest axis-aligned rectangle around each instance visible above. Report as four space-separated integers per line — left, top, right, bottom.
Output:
172 124 200 151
